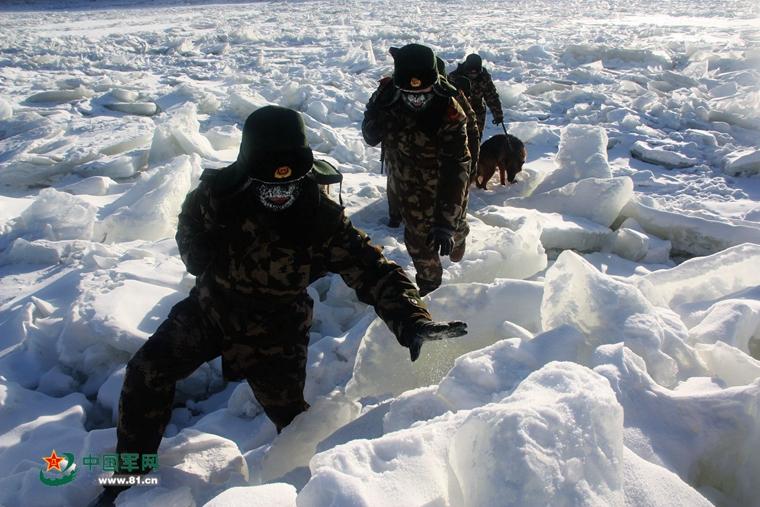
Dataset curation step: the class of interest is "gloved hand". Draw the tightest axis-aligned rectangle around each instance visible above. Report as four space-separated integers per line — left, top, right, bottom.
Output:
428 227 454 256
368 77 400 109
492 117 504 125
364 99 380 121
406 320 468 362
183 226 228 276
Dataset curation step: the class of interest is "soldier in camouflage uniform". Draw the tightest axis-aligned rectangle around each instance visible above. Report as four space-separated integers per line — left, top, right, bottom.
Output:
363 44 471 296
384 51 480 226
383 47 403 229
435 57 479 261
90 105 467 507
449 53 504 141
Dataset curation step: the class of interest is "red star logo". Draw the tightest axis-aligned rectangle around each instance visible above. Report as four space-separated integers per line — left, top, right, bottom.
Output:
43 450 64 472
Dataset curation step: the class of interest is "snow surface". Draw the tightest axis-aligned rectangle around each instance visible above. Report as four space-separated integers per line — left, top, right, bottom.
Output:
1 0 759 506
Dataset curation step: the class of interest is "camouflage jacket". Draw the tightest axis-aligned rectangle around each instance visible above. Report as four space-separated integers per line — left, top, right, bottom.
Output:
449 66 503 119
176 166 431 346
362 82 471 234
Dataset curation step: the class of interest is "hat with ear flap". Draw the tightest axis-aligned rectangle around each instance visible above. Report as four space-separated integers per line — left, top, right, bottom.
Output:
237 105 314 183
463 53 483 72
392 43 438 91
435 56 446 76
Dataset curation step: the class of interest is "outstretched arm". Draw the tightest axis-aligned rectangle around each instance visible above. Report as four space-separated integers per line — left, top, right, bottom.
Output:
326 210 467 360
326 211 429 337
483 70 503 123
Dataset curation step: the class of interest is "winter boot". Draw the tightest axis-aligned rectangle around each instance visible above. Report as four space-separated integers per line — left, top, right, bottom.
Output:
417 279 439 297
449 240 466 263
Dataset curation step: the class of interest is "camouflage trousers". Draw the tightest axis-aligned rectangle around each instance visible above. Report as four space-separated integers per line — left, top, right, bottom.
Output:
404 220 469 295
387 168 401 224
116 292 311 469
467 140 480 185
475 110 487 142
454 180 472 263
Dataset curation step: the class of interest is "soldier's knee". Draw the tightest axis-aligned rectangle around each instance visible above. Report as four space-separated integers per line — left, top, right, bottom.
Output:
125 348 168 388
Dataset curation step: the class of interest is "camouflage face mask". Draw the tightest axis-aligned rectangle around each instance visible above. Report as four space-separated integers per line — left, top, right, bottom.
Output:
400 90 434 112
252 179 303 211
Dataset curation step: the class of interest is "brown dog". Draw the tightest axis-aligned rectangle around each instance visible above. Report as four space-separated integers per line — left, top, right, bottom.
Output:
474 134 526 189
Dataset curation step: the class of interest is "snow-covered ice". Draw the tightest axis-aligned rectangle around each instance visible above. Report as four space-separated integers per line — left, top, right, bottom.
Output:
1 0 759 506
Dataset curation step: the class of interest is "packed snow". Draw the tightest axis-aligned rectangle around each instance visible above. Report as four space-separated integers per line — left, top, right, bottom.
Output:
1 0 759 506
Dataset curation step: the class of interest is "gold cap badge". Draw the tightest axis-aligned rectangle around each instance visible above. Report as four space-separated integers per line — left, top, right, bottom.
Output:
274 166 292 179
410 77 421 88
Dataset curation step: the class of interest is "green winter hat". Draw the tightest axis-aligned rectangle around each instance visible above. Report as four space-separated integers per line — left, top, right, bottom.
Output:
237 105 314 183
393 43 438 91
463 53 483 72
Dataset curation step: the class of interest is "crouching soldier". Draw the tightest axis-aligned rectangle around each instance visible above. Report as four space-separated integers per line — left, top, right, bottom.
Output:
90 105 467 507
362 43 471 296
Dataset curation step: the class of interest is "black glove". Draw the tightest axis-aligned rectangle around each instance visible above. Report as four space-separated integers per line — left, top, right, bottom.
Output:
365 99 380 120
407 320 468 362
428 227 454 256
368 78 400 109
184 226 227 276
492 117 504 125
